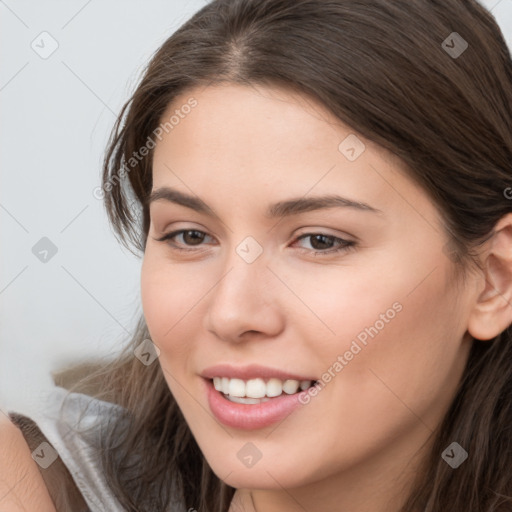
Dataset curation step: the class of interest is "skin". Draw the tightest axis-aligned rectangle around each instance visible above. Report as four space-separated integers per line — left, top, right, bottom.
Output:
140 82 512 511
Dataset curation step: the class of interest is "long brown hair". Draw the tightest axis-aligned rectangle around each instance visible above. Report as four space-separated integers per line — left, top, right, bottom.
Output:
65 0 512 510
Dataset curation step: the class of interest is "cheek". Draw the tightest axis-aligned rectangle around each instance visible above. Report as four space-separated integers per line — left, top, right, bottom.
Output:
276 258 402 355
140 250 214 371
293 250 462 395
140 256 168 339
326 263 465 428
140 256 192 404
140 253 188 354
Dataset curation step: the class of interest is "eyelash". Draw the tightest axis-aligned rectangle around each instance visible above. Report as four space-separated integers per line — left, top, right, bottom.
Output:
154 229 356 256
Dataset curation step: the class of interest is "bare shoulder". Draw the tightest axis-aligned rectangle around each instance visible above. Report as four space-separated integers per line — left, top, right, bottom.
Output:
0 414 57 512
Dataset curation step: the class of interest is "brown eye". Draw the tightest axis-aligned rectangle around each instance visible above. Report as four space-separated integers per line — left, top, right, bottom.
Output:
180 230 206 245
306 234 335 250
293 233 356 255
155 229 214 250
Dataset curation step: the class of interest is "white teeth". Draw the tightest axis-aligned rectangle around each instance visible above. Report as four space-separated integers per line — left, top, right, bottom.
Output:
266 378 283 397
212 376 314 399
282 379 300 394
227 395 271 404
245 378 267 398
300 380 311 391
228 378 246 397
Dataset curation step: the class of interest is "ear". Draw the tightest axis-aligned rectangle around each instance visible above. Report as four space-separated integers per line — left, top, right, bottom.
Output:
467 212 512 341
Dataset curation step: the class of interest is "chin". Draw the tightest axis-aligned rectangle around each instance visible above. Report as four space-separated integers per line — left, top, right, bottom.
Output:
205 453 315 490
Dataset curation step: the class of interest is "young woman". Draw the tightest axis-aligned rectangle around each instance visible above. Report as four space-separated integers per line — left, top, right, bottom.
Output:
3 0 512 511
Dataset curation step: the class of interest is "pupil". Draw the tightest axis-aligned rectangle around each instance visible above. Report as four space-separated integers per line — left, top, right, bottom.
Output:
312 235 332 250
184 230 204 245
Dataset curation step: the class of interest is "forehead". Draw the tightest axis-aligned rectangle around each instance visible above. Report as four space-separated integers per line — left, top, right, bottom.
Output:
150 83 438 228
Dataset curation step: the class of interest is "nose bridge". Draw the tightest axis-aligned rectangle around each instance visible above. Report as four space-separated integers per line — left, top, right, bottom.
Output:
213 236 269 308
204 235 283 341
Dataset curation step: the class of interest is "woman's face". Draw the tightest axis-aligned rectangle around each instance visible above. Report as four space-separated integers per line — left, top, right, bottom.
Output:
141 83 476 501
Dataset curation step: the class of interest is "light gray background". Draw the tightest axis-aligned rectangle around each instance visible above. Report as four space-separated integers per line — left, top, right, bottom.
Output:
1 0 511 415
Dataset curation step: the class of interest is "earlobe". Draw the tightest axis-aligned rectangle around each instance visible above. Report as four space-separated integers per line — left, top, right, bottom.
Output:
467 213 512 341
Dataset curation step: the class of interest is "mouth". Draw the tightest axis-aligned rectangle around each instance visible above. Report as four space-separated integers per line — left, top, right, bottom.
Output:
210 376 319 404
201 364 320 429
203 376 318 431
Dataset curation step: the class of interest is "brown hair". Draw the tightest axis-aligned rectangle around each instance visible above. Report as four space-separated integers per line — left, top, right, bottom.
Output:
66 0 512 510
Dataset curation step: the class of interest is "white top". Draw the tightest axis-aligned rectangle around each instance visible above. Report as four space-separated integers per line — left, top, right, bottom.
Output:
24 385 129 511
12 384 187 511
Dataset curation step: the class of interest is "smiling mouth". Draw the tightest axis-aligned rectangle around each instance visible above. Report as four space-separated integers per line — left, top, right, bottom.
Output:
211 376 319 404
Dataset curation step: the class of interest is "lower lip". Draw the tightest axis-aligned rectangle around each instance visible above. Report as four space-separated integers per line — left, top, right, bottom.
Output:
204 378 309 430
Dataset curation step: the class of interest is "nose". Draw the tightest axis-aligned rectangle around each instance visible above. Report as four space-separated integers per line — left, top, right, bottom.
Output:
203 246 285 343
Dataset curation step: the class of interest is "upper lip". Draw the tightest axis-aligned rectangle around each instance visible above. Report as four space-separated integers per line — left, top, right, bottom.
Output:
200 364 317 382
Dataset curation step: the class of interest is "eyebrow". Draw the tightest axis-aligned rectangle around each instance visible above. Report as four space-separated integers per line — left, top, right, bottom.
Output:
148 187 383 219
